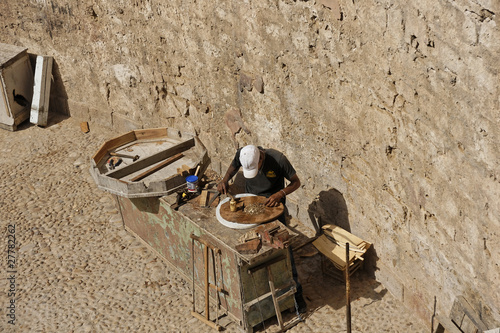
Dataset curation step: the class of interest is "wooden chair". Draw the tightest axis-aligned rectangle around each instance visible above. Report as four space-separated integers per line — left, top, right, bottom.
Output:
313 225 371 282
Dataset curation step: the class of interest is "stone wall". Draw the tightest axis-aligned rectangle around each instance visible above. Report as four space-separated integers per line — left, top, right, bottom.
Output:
1 0 498 328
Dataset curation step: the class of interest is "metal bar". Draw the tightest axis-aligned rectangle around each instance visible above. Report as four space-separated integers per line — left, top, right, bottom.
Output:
191 237 195 312
211 249 220 326
204 245 210 320
346 242 351 333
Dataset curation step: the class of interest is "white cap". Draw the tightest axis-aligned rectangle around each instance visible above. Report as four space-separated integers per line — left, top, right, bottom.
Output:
240 145 260 178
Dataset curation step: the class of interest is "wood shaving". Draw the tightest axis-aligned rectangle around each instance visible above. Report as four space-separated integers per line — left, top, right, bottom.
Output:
244 203 265 215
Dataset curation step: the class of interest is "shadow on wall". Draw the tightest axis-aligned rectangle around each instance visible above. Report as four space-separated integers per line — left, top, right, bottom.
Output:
307 188 350 234
307 188 380 279
49 58 70 117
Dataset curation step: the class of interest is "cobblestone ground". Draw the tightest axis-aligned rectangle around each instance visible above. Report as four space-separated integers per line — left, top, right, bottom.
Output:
0 116 429 332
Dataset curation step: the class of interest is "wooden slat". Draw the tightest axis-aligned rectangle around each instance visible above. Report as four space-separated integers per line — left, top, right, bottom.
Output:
133 128 169 140
275 286 297 302
199 190 209 207
30 55 53 127
0 43 27 68
450 296 488 332
80 122 90 133
434 314 462 333
92 131 137 164
130 153 183 182
313 235 356 269
107 137 194 179
322 224 371 249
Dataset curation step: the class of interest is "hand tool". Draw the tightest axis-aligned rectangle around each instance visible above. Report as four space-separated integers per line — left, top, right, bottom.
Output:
171 190 190 211
204 190 221 208
107 157 122 170
110 152 140 161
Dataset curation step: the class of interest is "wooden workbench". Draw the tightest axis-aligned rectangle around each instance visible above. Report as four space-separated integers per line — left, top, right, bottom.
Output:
115 193 297 332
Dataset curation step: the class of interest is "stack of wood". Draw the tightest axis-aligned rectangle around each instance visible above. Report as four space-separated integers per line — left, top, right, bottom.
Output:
313 224 371 281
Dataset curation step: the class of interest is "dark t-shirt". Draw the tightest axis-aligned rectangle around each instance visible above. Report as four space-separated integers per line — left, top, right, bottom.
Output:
231 147 296 197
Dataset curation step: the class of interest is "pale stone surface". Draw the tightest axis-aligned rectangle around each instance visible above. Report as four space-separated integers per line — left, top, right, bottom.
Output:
0 0 498 328
0 117 428 332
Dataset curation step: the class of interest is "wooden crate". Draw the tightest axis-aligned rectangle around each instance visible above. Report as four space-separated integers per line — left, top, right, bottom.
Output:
0 43 33 131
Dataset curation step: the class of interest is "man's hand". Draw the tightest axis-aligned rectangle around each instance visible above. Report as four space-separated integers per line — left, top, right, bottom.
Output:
217 164 238 195
217 181 229 194
265 191 285 207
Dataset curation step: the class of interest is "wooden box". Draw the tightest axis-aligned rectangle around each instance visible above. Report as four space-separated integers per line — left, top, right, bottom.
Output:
0 43 33 131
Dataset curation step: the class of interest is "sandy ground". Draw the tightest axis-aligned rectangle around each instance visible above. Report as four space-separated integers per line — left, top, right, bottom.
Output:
0 115 429 332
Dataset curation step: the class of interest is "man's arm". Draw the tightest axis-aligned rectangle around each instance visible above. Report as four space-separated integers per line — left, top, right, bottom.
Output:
265 174 301 207
217 163 239 194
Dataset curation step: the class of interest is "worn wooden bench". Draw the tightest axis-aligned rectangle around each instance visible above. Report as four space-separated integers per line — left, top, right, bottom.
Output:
433 296 489 333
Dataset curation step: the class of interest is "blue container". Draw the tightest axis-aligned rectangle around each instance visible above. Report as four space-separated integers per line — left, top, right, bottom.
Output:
186 175 198 192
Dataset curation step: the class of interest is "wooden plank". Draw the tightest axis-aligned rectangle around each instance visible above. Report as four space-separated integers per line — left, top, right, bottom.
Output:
80 121 90 133
107 137 194 179
92 131 137 164
434 314 462 333
0 43 28 68
199 190 209 207
450 296 488 332
133 128 169 140
30 55 53 127
267 267 285 330
177 164 192 177
322 224 371 249
0 50 33 130
313 235 356 269
130 153 183 182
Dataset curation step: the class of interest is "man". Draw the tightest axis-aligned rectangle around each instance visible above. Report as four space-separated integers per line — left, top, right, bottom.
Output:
217 145 301 208
217 145 306 313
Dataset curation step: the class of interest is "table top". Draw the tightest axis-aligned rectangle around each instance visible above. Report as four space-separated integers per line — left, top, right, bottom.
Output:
160 193 296 264
219 195 284 224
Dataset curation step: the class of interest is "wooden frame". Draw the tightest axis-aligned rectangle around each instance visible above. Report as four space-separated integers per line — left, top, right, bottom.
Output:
90 128 210 198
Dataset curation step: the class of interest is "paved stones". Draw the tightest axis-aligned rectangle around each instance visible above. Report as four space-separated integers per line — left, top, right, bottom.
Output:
0 117 427 332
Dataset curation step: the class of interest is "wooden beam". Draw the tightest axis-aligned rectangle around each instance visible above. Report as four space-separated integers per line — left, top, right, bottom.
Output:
107 137 194 179
133 128 169 140
30 55 53 127
92 131 137 165
130 153 183 182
